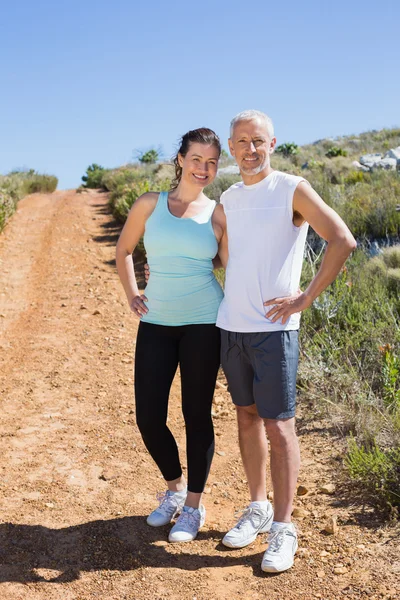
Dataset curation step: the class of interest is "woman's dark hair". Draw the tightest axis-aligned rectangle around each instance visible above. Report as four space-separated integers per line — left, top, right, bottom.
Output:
171 127 221 189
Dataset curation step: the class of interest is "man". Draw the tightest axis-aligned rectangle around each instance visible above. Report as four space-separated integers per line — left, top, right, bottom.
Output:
216 110 356 573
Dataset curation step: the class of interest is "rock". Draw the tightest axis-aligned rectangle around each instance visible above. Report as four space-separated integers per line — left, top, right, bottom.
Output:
215 381 227 390
99 470 118 481
80 304 87 310
45 502 54 508
359 153 382 169
93 309 101 315
333 566 348 575
320 483 336 495
214 499 220 504
320 550 330 557
316 570 325 578
376 157 397 170
203 487 211 494
60 303 67 307
267 491 274 500
297 485 309 496
351 160 370 172
324 515 339 535
216 450 226 457
217 165 240 176
292 507 309 518
384 146 400 164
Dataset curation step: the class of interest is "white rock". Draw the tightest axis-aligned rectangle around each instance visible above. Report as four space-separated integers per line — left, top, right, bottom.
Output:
351 160 370 172
384 146 400 163
217 165 240 176
376 157 397 170
359 153 382 169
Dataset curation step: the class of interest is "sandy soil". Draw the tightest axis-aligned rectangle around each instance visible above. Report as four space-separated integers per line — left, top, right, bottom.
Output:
0 189 399 600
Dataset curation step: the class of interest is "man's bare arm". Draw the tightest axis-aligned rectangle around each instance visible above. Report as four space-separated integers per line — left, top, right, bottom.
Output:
264 182 357 324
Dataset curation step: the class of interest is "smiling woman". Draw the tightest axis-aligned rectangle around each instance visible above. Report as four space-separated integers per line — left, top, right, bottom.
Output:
115 126 228 544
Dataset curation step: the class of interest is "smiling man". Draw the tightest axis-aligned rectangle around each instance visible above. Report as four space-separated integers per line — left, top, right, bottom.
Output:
217 110 356 572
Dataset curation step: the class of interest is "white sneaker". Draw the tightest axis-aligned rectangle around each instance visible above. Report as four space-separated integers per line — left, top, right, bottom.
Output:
168 505 206 542
146 490 186 527
261 522 298 573
222 502 274 549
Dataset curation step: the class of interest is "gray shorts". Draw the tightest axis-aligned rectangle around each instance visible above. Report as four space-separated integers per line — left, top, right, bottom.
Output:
220 330 299 420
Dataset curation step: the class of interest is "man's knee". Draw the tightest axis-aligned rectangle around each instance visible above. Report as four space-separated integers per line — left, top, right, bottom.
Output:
236 404 262 429
264 417 297 446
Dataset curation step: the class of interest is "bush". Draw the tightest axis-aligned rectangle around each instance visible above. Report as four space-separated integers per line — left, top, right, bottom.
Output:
138 149 159 164
82 164 106 189
276 142 299 157
22 174 58 194
204 174 242 201
346 437 400 514
0 171 58 232
326 146 348 158
299 246 400 514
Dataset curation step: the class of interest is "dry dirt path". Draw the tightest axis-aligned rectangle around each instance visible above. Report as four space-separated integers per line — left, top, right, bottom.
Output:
0 190 398 600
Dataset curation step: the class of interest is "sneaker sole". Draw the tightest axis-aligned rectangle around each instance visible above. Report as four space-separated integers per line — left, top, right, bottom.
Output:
146 508 181 527
222 511 274 549
168 511 206 543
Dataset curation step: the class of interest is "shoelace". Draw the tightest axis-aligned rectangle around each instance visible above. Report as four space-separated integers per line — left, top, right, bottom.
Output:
266 528 293 552
155 491 181 515
176 510 199 532
233 507 262 530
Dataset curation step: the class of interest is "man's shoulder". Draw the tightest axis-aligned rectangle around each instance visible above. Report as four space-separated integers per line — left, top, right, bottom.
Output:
220 180 244 204
274 170 307 188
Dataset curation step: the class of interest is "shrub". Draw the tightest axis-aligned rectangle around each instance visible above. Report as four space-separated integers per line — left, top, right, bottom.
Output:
325 146 348 158
22 174 58 194
346 437 400 514
344 170 365 185
138 149 159 164
276 142 299 157
82 164 106 189
204 174 242 201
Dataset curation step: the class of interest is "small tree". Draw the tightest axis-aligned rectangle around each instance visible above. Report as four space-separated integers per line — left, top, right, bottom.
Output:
275 142 299 157
326 146 348 158
138 149 159 164
82 164 105 188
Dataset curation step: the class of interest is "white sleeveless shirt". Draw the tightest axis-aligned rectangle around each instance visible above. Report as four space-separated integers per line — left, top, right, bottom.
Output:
216 170 309 333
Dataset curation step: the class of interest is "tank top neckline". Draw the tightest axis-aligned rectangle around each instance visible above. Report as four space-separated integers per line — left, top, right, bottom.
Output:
161 191 215 221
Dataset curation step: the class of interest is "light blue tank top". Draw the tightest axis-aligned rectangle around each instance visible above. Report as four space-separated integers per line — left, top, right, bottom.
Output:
140 191 224 326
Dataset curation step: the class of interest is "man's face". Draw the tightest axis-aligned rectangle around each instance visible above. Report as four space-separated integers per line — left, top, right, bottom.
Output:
228 119 276 178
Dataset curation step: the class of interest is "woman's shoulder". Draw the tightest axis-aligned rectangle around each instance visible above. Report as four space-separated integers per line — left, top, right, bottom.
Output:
136 191 162 204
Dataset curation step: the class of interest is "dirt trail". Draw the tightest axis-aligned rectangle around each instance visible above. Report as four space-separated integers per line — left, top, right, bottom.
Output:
0 190 398 600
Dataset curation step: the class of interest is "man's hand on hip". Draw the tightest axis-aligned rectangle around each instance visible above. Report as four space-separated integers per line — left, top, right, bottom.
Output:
263 290 312 325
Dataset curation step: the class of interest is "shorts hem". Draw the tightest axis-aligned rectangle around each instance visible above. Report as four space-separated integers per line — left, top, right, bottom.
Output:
257 410 296 420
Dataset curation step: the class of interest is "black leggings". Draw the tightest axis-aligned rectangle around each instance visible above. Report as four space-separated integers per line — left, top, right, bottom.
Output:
134 321 221 493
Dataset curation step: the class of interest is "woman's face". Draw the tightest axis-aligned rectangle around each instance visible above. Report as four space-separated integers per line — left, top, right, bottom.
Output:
178 142 219 188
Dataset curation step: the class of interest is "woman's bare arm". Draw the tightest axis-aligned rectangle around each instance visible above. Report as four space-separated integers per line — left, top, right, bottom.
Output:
115 192 158 316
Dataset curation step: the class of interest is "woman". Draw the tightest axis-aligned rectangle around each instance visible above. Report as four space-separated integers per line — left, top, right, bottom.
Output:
116 128 228 542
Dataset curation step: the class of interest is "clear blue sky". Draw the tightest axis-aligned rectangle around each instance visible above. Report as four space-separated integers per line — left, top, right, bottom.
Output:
1 0 398 190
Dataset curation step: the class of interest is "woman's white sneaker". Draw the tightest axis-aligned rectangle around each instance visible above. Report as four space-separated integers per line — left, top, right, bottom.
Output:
261 522 298 573
146 490 187 527
168 505 206 542
222 502 274 549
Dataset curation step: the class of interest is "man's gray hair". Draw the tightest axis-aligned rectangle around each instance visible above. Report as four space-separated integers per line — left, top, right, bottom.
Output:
230 110 274 139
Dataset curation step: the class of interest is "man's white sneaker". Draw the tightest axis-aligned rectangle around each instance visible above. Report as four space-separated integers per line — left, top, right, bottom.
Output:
168 505 206 542
222 502 274 549
146 490 186 527
261 522 298 573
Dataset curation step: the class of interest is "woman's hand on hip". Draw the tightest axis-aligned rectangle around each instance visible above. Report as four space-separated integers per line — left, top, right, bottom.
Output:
130 294 148 318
